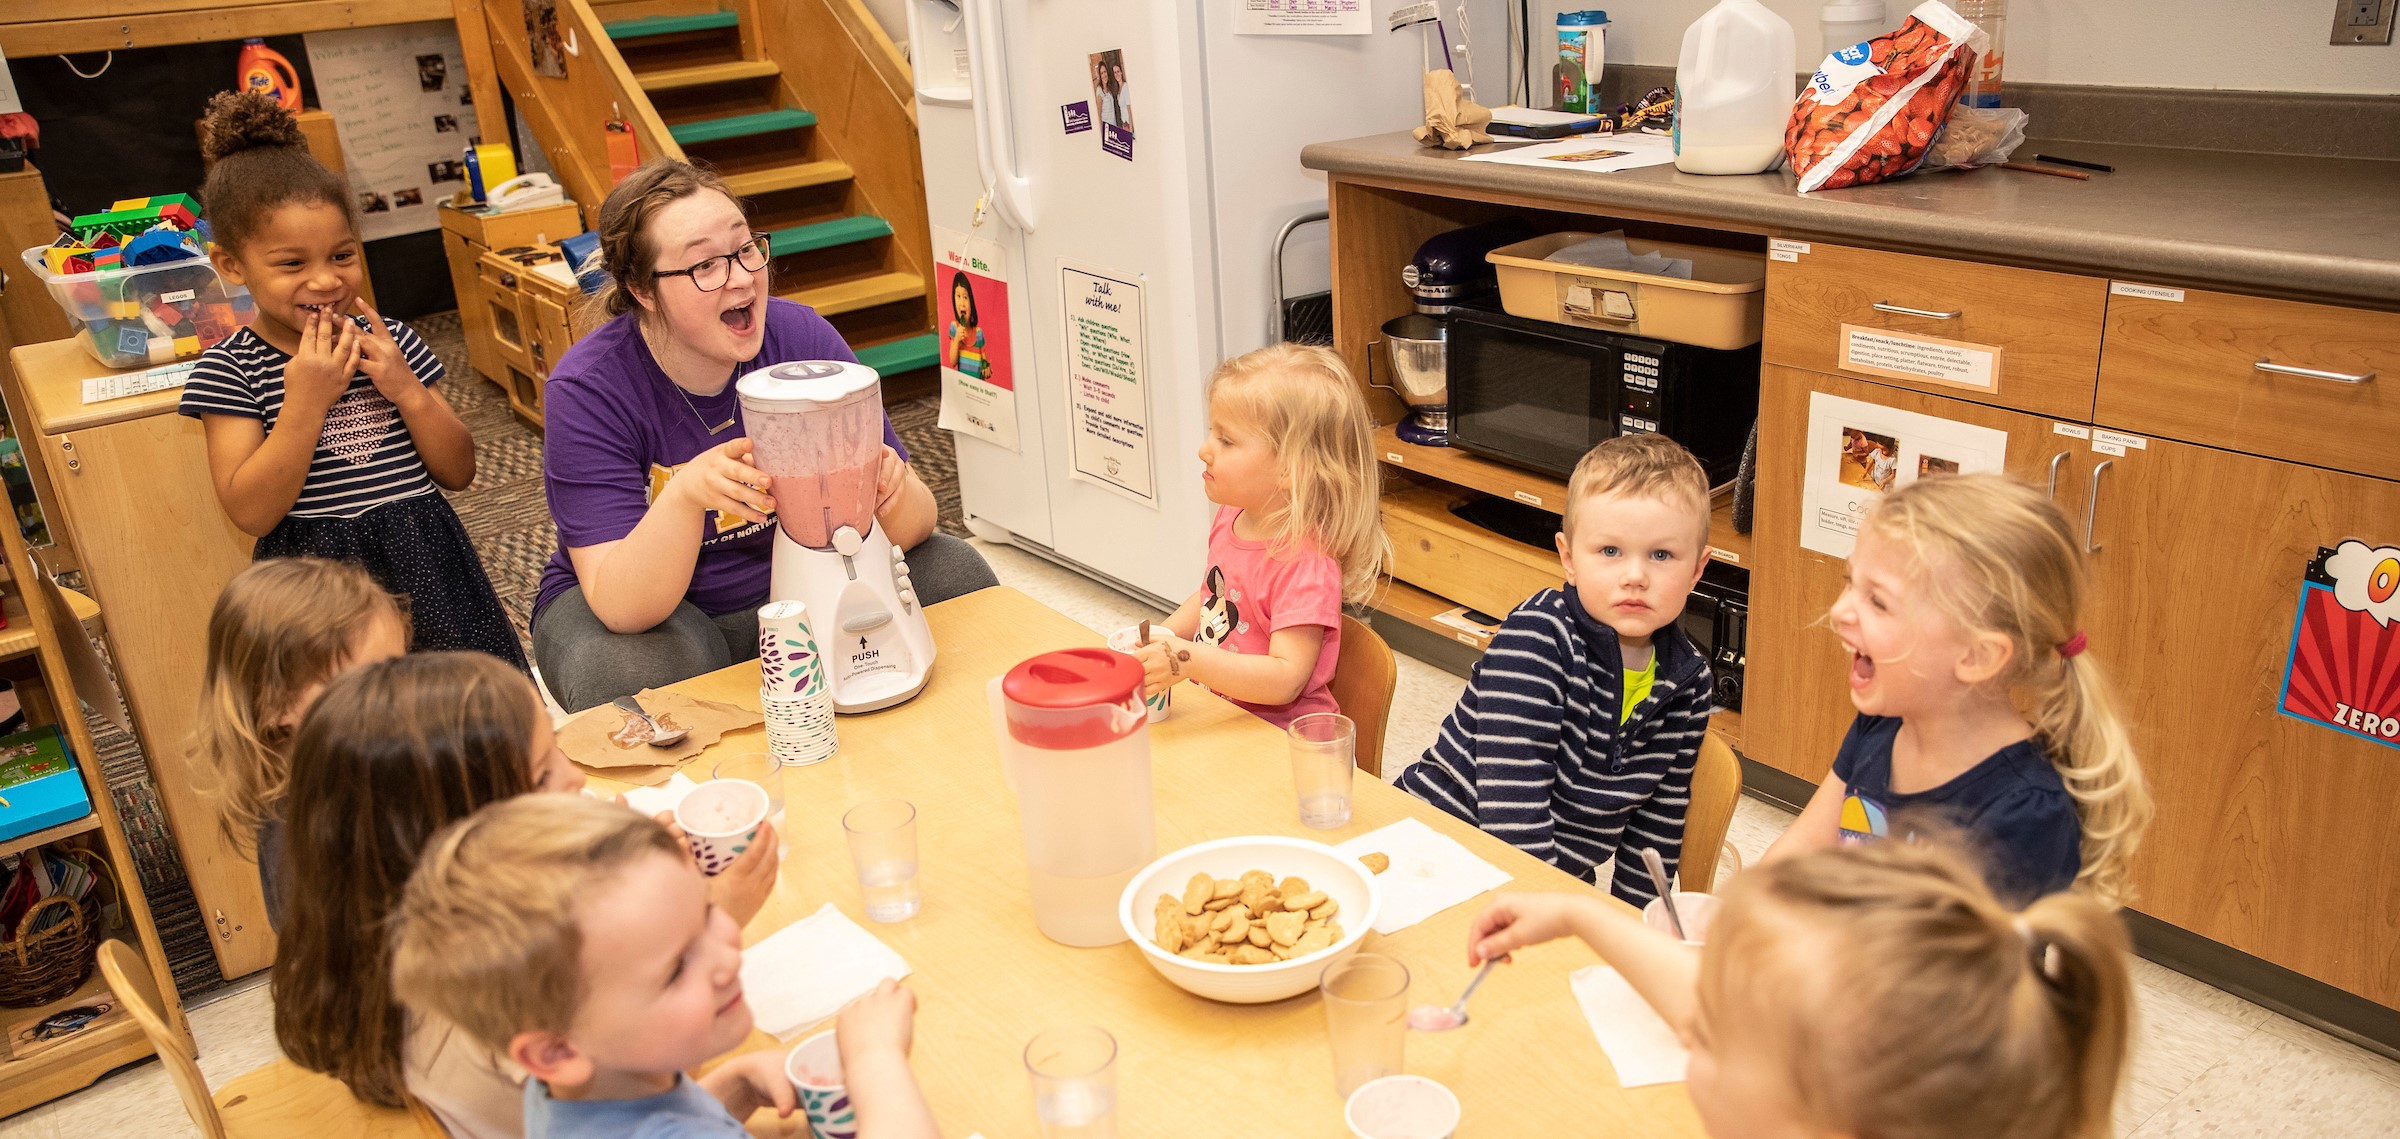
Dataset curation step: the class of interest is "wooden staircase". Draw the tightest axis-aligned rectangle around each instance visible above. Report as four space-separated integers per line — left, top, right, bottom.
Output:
457 0 940 377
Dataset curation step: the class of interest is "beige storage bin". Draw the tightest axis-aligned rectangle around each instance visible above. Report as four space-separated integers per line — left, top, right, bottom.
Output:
1487 232 1766 349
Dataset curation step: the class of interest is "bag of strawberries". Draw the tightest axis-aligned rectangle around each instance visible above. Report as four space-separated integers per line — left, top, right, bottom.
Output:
1785 2 1987 193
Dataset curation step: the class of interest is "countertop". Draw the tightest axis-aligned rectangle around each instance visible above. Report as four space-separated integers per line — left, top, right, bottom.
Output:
1299 131 2400 308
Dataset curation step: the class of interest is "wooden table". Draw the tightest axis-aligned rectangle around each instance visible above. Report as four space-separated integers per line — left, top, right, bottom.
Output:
593 587 1703 1138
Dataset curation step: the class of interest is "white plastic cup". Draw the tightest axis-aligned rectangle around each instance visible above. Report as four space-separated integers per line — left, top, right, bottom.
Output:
674 778 767 877
1641 891 1723 946
1345 1074 1462 1139
1104 626 1174 722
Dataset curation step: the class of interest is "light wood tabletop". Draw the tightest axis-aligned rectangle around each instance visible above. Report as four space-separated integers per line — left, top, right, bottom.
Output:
591 586 1703 1138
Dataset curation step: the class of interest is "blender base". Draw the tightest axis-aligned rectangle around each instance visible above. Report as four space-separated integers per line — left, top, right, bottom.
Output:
769 524 935 713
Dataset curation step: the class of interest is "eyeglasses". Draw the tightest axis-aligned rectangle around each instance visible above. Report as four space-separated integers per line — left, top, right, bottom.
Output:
655 233 772 292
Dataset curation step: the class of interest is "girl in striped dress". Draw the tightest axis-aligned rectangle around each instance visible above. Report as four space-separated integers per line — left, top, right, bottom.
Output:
180 92 523 667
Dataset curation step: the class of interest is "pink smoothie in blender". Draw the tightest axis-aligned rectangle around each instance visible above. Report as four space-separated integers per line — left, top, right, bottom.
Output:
742 362 886 549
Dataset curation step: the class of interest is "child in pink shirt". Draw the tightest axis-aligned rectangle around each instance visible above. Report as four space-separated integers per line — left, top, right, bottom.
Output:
1131 345 1385 728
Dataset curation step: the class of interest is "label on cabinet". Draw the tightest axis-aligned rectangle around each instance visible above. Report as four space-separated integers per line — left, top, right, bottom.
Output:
1799 392 2011 557
2109 282 2184 302
2092 440 2127 456
1769 239 1810 255
2052 423 2091 438
2092 430 2147 450
2280 541 2400 751
1837 325 2000 392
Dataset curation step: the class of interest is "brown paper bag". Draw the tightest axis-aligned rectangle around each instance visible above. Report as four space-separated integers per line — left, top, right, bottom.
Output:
1413 69 1493 150
557 689 763 783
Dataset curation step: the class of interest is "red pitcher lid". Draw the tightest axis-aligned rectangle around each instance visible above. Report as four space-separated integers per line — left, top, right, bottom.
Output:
1002 647 1143 709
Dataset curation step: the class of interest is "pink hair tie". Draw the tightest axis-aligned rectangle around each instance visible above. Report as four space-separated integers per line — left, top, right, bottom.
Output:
2058 631 2088 659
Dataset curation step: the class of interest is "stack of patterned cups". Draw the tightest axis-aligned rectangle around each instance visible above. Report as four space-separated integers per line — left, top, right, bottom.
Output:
758 600 839 766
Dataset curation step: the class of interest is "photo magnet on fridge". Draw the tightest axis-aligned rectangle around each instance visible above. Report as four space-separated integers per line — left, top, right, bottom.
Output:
1089 47 1133 159
1062 101 1093 135
2279 540 2400 751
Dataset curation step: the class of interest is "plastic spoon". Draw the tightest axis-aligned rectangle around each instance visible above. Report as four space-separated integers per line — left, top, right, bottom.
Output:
1408 958 1497 1032
612 694 690 748
1640 847 1685 939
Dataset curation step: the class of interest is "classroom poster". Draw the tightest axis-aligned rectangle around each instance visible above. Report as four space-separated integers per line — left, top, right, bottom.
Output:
1060 261 1155 505
304 22 481 242
933 227 1020 452
1798 392 2007 557
2280 540 2400 752
1234 0 1372 35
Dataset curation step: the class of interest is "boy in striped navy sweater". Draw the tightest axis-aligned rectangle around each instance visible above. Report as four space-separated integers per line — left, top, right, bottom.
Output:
1399 435 1716 906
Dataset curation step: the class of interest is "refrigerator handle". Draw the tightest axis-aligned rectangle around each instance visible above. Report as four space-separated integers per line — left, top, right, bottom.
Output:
963 0 1038 231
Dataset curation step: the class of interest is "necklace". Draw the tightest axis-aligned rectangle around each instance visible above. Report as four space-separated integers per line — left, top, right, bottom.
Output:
676 381 738 435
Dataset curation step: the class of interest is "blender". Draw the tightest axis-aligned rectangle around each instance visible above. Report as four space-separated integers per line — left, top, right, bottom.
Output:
736 360 934 713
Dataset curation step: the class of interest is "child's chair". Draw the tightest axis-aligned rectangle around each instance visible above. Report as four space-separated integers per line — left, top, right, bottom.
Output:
95 940 443 1138
1329 614 1397 778
1679 730 1746 893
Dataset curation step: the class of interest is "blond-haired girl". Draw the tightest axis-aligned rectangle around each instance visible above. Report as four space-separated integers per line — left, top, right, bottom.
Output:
1130 344 1385 728
193 556 407 927
1470 838 2134 1139
1766 474 2151 905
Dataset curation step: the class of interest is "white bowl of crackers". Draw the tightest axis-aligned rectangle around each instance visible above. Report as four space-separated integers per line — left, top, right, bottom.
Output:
1118 835 1383 1004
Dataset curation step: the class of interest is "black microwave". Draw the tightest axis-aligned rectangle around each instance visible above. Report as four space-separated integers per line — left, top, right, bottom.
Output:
1445 306 1761 484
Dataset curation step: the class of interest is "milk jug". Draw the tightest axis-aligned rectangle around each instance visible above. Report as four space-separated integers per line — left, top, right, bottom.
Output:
1673 0 1796 175
992 648 1156 947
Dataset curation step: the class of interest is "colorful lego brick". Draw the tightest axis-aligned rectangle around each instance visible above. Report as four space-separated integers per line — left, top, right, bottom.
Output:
43 246 96 274
107 194 200 214
72 193 203 240
104 299 141 320
120 229 202 266
173 336 199 356
114 324 149 357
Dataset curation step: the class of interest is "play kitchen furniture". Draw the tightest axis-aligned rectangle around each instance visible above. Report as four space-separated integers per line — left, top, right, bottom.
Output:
1301 130 2400 1041
438 198 583 410
587 586 1711 1137
0 293 186 1117
470 241 584 429
1 338 264 982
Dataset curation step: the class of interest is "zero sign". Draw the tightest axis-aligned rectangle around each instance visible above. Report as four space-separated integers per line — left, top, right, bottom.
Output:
2372 557 2400 605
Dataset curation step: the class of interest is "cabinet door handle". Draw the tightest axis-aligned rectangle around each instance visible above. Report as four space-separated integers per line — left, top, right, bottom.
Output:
1872 301 1961 320
2253 359 2375 385
2082 459 2112 553
2047 451 2069 500
499 271 519 289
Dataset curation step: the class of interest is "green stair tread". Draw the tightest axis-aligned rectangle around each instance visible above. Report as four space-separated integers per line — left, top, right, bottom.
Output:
668 109 818 145
603 12 742 38
855 334 940 376
765 215 894 255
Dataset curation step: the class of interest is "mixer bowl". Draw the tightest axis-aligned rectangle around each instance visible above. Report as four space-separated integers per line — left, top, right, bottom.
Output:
1379 314 1449 409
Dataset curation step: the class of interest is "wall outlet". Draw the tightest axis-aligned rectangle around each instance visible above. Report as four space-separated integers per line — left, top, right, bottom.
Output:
2332 0 2396 44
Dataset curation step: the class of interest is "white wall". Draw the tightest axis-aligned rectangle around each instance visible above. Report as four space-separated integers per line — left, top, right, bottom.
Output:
1527 0 2399 94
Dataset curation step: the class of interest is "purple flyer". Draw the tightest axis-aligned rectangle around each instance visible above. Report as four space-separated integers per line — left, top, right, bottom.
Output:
1061 101 1092 135
1101 123 1133 160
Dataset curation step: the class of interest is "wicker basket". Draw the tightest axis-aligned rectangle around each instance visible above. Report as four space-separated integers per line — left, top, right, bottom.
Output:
0 894 96 1008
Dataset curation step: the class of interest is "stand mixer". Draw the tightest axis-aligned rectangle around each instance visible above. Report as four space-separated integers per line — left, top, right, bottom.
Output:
737 360 934 713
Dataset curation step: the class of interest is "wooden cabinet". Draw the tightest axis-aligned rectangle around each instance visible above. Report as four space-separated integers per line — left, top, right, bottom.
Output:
2097 287 2400 482
475 247 583 430
2079 435 2400 1005
1763 243 2107 421
1746 364 2091 782
2 341 266 980
438 199 584 387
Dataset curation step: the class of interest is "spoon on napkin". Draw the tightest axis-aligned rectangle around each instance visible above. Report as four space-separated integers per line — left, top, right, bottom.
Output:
613 694 690 748
1408 957 1498 1032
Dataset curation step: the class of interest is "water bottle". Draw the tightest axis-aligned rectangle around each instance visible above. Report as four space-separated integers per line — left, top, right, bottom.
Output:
1554 11 1610 114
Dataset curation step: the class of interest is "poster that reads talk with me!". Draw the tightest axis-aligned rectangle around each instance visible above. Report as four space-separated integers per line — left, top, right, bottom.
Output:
933 227 1020 453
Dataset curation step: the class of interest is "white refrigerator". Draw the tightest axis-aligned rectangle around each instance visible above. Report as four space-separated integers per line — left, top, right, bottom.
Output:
905 0 1448 605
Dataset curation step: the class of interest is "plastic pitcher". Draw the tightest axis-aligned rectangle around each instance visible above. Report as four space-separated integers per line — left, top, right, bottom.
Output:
237 40 301 112
737 361 887 549
1672 0 1796 175
992 648 1155 947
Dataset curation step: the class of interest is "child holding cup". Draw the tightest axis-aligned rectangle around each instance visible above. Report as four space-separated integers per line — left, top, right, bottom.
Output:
391 794 941 1139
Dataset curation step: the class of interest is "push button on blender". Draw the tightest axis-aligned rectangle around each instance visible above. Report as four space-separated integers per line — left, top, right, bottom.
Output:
842 610 894 632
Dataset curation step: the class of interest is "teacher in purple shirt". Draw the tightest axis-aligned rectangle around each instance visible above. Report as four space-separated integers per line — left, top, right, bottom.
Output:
532 160 995 711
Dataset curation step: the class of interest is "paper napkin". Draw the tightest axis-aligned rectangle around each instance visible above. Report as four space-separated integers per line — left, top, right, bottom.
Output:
1336 817 1514 935
1569 965 1689 1087
739 903 914 1040
618 772 700 818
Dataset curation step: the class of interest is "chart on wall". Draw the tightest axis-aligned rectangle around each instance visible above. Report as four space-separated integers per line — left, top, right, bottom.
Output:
304 22 480 242
2280 540 2400 752
1060 261 1155 505
1798 392 2008 557
933 227 1020 452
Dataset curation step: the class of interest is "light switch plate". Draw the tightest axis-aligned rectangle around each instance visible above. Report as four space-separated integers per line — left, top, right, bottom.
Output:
2332 0 2396 45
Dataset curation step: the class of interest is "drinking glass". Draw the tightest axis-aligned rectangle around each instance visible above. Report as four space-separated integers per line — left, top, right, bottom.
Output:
842 798 921 922
1024 1025 1117 1139
1288 713 1357 829
713 751 784 822
1321 953 1409 1096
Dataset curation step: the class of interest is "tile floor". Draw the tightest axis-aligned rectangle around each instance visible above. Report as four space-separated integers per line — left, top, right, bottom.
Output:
8 539 2396 1137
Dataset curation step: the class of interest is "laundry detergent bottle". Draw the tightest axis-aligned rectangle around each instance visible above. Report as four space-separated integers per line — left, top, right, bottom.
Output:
1672 0 1796 175
237 40 302 111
